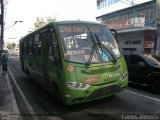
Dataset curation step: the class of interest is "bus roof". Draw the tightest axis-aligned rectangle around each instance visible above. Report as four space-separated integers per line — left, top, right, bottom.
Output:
55 20 99 25
20 20 100 41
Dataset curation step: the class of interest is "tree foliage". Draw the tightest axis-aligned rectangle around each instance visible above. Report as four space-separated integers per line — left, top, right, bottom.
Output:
7 42 16 50
33 16 56 30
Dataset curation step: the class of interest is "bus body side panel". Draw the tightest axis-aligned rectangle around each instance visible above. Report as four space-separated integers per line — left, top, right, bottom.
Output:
19 40 25 72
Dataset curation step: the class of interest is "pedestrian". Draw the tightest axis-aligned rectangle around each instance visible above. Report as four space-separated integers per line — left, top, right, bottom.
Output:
1 53 8 75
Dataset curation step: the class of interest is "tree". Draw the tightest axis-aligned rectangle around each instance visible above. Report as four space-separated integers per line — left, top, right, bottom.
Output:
7 43 12 50
7 42 16 51
12 43 16 50
33 16 56 30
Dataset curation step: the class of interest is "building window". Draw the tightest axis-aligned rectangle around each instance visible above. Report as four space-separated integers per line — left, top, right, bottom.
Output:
97 0 120 9
108 0 110 5
145 7 154 20
136 8 145 18
111 0 113 5
136 6 154 20
28 37 34 54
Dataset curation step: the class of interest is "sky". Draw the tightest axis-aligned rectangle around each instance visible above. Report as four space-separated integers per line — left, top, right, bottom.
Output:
4 0 152 42
4 0 97 42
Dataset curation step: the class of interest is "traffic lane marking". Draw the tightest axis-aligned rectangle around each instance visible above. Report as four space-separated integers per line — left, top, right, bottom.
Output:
8 67 40 120
6 74 20 115
125 90 160 103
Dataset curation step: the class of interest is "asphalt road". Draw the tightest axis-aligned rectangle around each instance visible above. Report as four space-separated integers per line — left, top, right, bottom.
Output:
8 56 160 120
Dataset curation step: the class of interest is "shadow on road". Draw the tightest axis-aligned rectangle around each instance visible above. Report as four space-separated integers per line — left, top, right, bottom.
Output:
128 82 158 94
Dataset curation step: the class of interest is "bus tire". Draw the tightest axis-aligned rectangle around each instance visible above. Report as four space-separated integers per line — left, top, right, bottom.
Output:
53 84 64 106
149 79 160 93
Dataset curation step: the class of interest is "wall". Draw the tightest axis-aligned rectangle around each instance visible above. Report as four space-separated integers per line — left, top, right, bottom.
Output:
97 0 154 17
118 31 144 53
155 0 160 54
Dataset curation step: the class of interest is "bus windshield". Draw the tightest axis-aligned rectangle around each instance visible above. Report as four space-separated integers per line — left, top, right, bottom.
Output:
57 24 120 64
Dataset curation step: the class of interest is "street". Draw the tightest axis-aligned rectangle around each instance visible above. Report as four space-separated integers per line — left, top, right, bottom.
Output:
7 55 160 120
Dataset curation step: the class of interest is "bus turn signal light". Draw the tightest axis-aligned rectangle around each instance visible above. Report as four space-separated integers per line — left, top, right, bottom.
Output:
66 65 74 72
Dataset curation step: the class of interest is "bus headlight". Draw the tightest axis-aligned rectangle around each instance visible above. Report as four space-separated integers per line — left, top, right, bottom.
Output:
66 82 90 90
119 72 128 81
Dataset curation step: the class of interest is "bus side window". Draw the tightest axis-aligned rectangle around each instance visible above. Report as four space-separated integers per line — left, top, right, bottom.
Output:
48 32 58 61
34 34 41 57
28 36 34 55
48 33 54 61
52 33 57 57
23 39 28 55
52 32 61 67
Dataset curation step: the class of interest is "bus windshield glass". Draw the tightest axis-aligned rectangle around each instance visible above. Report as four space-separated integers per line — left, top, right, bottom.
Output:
57 24 120 64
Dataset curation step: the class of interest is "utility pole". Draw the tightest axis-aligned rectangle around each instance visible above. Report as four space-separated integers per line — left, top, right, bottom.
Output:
0 0 4 51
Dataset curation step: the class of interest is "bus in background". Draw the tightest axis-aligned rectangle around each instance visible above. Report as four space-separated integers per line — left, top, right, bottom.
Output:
19 21 128 105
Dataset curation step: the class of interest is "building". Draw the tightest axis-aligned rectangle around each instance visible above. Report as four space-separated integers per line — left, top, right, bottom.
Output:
96 0 160 55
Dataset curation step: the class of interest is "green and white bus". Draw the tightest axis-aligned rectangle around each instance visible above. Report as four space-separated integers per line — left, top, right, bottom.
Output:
20 21 128 105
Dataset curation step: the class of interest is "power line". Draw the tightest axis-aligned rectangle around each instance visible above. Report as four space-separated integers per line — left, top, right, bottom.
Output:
11 27 25 36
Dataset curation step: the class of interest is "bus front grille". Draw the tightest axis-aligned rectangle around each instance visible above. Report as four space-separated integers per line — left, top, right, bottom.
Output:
85 85 122 101
81 64 120 75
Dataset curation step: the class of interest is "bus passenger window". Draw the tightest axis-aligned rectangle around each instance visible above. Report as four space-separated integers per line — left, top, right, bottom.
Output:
34 45 41 56
28 37 34 54
48 33 54 61
34 34 41 57
23 40 28 55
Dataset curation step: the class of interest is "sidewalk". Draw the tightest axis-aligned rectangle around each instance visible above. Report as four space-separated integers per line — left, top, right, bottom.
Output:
0 74 21 120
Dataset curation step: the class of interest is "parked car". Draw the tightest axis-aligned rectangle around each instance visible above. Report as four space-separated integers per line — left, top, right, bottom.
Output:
123 53 160 93
151 54 160 62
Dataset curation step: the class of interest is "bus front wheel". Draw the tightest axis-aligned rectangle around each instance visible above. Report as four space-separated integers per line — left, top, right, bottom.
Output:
53 84 64 105
150 79 160 93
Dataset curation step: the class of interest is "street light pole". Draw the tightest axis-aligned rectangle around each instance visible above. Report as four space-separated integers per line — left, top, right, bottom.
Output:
5 20 23 29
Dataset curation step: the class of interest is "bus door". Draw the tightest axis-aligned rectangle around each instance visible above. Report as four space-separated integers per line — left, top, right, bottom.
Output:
43 30 60 93
20 41 25 72
41 32 48 89
28 37 34 74
33 34 43 85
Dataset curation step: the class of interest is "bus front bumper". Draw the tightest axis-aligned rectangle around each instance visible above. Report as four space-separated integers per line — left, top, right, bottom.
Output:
63 78 128 105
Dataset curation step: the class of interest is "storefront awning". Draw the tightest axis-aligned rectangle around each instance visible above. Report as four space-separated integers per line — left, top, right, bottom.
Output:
117 27 157 33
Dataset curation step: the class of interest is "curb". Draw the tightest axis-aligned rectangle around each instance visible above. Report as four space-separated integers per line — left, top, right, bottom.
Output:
4 74 21 120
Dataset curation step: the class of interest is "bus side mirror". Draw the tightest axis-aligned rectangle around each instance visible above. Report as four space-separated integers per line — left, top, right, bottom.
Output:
110 29 119 45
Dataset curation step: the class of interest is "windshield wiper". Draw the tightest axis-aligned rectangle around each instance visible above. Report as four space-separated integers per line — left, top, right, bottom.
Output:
85 44 97 66
95 34 117 63
85 25 98 67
